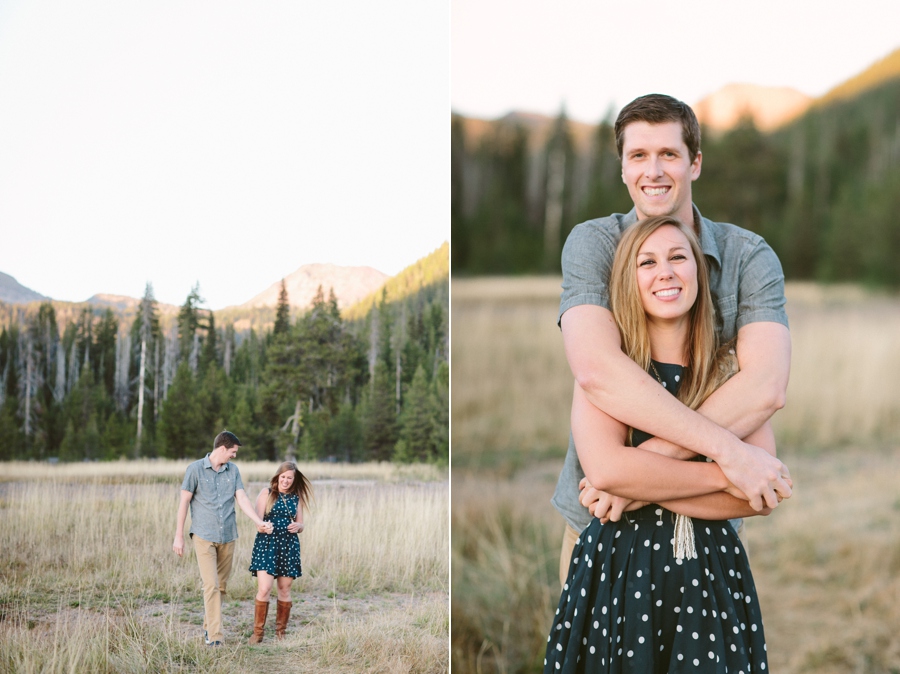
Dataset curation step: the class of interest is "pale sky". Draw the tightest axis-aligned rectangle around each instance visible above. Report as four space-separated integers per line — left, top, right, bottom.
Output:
0 1 448 310
452 0 900 123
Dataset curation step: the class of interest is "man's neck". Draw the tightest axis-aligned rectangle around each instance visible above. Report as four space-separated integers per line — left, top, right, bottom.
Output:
679 203 699 235
208 449 228 472
634 203 699 235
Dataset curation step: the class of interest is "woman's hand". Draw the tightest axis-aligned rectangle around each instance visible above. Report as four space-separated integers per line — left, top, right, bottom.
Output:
256 521 274 534
591 492 648 523
287 521 304 534
580 477 647 523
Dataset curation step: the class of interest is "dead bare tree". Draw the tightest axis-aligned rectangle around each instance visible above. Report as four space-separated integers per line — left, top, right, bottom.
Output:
54 343 66 403
114 330 132 412
135 285 156 458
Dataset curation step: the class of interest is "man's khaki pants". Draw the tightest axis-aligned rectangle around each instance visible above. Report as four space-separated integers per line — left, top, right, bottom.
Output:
559 524 580 588
193 535 235 643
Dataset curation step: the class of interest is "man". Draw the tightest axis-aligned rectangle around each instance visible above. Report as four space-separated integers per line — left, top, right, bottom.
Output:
553 94 793 584
173 430 273 646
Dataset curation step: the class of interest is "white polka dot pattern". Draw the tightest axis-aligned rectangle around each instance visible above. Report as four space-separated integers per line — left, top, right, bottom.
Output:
543 504 767 672
248 494 302 579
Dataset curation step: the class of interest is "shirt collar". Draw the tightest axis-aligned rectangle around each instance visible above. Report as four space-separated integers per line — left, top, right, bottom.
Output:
202 453 229 471
693 204 722 271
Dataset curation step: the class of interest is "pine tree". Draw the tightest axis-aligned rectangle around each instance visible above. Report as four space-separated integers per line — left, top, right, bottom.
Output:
393 365 434 463
199 311 218 375
430 361 449 465
274 280 290 336
177 284 204 362
158 362 204 459
363 360 397 461
95 309 118 398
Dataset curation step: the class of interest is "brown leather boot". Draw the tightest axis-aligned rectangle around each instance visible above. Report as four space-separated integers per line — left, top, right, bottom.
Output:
275 600 292 640
248 600 269 644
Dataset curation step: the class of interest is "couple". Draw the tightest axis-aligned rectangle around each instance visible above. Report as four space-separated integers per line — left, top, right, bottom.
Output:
544 94 793 671
172 431 313 646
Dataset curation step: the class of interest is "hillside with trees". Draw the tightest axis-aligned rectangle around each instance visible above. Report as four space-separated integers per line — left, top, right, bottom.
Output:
0 246 448 464
452 48 900 287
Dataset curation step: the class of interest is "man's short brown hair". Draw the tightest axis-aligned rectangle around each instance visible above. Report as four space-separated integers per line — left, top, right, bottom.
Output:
214 430 242 450
614 94 701 162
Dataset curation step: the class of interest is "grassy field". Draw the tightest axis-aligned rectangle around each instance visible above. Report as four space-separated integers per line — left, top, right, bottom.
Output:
451 277 900 673
0 461 448 673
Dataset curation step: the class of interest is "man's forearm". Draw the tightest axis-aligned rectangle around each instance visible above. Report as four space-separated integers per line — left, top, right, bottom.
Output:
175 500 189 536
692 323 790 439
657 492 772 521
236 493 264 525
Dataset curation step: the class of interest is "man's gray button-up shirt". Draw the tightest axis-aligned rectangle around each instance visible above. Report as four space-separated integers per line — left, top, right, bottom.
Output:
181 454 245 544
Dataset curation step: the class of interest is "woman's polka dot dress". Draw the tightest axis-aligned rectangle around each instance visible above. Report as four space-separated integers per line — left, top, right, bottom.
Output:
249 492 302 579
544 361 768 673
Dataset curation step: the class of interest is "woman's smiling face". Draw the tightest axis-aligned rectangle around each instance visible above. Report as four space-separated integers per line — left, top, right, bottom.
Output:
278 470 295 493
635 224 698 325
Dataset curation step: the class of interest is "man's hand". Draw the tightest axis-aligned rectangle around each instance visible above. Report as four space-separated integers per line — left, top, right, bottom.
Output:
717 440 792 511
256 521 274 534
173 534 185 557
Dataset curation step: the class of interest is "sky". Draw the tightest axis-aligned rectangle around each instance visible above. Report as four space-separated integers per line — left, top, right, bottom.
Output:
452 0 900 123
0 1 448 310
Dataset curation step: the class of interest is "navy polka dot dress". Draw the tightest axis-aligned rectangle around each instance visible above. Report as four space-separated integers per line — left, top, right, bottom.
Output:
249 493 302 579
544 362 768 673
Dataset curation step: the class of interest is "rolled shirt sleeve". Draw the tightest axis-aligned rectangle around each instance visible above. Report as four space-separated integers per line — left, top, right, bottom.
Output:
558 214 634 326
736 240 789 331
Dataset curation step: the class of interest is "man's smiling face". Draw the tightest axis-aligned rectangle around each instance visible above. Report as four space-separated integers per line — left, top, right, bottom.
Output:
620 120 702 228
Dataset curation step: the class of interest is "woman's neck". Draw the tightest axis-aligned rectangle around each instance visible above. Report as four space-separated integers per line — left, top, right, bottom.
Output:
647 318 689 366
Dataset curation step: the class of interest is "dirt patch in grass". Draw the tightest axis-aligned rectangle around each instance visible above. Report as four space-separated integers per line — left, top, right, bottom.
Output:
3 591 448 673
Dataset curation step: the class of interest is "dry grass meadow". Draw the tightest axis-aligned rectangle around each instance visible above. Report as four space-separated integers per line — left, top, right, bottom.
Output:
0 461 448 673
451 277 900 673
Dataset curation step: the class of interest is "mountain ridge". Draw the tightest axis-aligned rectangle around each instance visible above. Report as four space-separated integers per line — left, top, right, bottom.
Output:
454 45 900 136
1 247 446 331
0 271 50 305
232 263 389 313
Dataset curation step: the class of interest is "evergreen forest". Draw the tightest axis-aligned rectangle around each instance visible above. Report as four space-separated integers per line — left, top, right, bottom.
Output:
0 244 449 464
452 63 900 287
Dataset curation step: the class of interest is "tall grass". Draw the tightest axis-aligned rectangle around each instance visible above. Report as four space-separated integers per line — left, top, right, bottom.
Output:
451 469 560 673
776 282 900 446
451 277 900 673
451 277 570 467
0 466 448 673
0 459 445 484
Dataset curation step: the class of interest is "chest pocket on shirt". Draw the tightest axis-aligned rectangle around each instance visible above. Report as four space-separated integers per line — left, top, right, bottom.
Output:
714 294 738 340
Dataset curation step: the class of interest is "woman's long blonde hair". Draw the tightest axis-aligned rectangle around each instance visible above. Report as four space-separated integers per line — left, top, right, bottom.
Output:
265 461 313 517
609 215 736 412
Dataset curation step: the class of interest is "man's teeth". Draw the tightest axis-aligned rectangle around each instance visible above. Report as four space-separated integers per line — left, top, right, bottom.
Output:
655 289 680 297
644 187 669 196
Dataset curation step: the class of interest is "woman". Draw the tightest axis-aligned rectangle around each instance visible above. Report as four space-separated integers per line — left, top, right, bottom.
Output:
248 461 313 644
544 215 789 672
